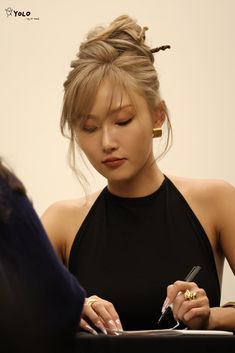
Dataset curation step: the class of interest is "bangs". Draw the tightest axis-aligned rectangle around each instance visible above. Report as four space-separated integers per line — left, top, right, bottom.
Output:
104 69 142 117
65 64 142 129
68 66 104 125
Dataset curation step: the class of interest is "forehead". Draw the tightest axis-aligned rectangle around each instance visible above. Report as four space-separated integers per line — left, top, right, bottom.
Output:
89 80 136 117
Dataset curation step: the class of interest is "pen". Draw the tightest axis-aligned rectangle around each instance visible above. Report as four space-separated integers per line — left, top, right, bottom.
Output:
157 265 202 325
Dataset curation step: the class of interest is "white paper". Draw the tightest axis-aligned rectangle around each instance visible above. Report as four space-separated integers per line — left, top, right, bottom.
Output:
109 329 233 336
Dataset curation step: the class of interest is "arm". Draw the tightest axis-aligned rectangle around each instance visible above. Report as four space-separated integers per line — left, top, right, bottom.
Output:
41 197 96 264
165 180 235 331
208 180 235 330
41 201 71 264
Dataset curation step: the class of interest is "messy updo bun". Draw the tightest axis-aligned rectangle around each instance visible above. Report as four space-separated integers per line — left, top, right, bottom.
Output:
80 15 155 63
61 15 172 184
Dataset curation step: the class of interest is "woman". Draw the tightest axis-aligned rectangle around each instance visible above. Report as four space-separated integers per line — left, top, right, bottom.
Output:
0 158 85 352
41 15 235 334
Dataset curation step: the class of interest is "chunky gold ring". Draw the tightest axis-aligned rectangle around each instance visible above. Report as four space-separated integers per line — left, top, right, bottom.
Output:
86 298 97 307
184 289 197 301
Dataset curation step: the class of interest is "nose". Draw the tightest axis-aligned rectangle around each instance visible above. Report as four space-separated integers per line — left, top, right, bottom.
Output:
101 126 118 153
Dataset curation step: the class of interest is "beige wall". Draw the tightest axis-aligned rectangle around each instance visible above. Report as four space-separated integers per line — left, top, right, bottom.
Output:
1 0 234 304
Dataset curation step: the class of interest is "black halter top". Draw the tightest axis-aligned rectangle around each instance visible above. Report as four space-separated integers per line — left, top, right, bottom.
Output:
69 176 220 330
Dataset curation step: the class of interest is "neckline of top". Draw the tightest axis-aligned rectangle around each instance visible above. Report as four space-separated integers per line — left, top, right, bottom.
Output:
105 175 168 203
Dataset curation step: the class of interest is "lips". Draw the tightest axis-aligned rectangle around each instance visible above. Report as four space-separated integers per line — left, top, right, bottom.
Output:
102 157 126 168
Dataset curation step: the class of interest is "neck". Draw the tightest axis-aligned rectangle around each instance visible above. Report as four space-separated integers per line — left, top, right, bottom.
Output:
107 163 165 198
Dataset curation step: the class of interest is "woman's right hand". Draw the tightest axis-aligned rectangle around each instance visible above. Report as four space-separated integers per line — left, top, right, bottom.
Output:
80 295 123 335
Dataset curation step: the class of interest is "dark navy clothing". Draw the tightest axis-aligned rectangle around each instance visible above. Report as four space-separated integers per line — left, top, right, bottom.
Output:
69 176 220 330
0 177 85 353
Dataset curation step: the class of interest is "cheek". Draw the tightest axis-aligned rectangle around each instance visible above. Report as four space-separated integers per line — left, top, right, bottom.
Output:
130 131 153 159
127 127 152 147
76 139 90 160
78 138 100 163
77 134 92 152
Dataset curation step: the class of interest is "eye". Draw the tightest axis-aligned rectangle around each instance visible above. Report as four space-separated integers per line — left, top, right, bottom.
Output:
116 118 132 126
81 126 97 133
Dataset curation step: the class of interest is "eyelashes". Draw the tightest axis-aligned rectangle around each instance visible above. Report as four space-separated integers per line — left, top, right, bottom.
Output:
116 118 132 126
81 118 133 133
81 126 97 133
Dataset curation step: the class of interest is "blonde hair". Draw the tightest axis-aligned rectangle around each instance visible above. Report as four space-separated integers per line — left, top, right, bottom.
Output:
60 15 172 187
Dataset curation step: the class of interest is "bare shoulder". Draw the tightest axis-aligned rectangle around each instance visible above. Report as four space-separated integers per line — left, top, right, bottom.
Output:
42 191 101 227
42 191 100 221
167 174 235 240
167 174 235 202
41 190 102 262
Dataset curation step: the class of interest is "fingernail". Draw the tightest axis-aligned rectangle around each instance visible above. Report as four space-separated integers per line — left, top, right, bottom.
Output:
85 324 98 335
161 297 170 313
115 319 123 331
114 331 120 336
108 320 117 330
96 321 107 334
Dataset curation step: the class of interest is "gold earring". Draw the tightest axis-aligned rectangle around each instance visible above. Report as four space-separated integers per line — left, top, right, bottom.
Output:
152 128 162 138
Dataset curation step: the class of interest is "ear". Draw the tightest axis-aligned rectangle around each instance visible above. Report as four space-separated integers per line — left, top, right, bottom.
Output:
152 101 166 128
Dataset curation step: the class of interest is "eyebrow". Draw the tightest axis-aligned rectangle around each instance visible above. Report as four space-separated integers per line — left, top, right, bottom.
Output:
87 104 134 119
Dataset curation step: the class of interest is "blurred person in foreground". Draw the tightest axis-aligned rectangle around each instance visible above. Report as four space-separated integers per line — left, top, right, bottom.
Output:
0 157 85 352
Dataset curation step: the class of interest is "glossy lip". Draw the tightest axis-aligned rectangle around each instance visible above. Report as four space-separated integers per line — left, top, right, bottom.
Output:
102 157 126 168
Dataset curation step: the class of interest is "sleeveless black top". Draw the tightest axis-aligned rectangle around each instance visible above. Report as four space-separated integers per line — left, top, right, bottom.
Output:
69 176 220 330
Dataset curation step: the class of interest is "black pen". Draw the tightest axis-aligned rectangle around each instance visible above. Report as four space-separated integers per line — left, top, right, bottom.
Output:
157 265 202 325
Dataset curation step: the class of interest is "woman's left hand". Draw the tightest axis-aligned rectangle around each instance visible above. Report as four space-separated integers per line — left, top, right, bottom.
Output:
165 280 210 329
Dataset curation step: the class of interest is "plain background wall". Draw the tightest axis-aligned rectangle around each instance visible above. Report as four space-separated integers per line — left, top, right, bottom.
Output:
1 0 234 305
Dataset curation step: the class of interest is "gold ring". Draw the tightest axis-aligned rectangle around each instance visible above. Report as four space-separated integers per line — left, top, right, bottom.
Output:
184 289 197 301
86 298 97 307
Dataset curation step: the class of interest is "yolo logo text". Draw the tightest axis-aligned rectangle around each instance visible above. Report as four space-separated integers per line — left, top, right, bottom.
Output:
5 7 31 17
